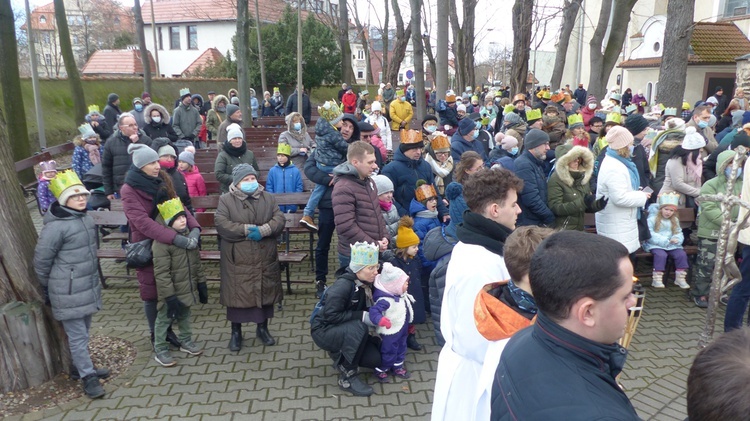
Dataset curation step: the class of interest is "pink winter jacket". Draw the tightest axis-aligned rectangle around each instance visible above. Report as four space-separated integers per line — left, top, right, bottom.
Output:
180 168 207 212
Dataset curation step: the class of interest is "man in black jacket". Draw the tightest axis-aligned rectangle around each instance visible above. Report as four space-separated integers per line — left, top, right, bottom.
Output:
102 114 153 199
490 231 640 420
286 85 312 125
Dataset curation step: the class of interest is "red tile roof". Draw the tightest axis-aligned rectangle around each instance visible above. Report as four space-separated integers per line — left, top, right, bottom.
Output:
81 50 157 76
619 21 750 68
21 2 56 31
182 48 225 75
142 0 310 25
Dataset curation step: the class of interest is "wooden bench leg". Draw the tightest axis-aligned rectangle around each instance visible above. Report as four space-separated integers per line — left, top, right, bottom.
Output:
97 260 108 289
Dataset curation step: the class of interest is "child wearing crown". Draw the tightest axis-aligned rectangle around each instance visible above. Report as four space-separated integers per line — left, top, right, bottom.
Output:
566 114 589 148
33 171 109 399
266 143 303 213
151 198 208 367
72 123 103 179
368 262 415 382
37 160 58 213
642 193 690 289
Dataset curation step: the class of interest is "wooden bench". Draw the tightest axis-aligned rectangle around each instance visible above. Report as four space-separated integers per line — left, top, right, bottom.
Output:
44 142 76 156
253 116 318 127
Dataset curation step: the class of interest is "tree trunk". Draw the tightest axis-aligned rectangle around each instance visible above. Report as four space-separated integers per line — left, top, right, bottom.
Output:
436 0 449 95
447 0 464 90
461 0 477 90
382 0 389 84
385 0 411 86
657 0 695 110
132 0 151 94
410 0 426 120
550 0 583 90
588 0 638 101
350 1 374 85
0 0 32 163
236 0 252 127
339 0 355 84
511 0 533 96
54 0 87 124
0 105 67 392
254 0 267 95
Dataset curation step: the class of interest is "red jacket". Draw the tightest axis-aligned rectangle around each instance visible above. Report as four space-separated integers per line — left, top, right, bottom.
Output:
342 92 357 114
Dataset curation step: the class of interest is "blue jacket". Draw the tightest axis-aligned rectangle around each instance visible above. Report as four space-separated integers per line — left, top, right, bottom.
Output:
72 145 104 179
515 150 554 226
266 162 303 213
438 102 459 127
313 118 350 167
409 199 441 272
450 131 488 163
643 203 684 252
381 148 448 218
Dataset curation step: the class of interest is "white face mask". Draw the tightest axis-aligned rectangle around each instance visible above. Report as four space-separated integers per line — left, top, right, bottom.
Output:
152 116 162 123
588 103 596 110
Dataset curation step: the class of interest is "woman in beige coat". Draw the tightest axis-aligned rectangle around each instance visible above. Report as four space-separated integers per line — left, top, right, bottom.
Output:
215 164 285 352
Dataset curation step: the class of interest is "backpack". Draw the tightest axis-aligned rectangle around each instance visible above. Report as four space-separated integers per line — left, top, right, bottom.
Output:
309 281 357 324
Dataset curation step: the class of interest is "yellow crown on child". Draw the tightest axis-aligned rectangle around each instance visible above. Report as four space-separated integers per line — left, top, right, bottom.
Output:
157 198 185 223
277 143 292 156
526 108 542 122
567 114 584 126
658 192 680 209
49 170 84 199
350 242 379 267
605 112 621 125
317 99 343 124
88 104 100 114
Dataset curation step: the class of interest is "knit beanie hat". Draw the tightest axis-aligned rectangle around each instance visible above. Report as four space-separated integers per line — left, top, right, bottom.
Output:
226 103 240 118
374 262 409 296
586 95 598 107
230 96 240 105
157 144 177 158
232 163 257 186
742 111 750 126
128 143 159 169
682 127 707 151
49 170 90 207
624 114 649 136
458 118 476 136
501 135 518 151
371 101 382 112
227 123 244 142
606 125 634 150
732 109 745 128
503 111 523 126
524 129 550 150
395 216 420 249
373 174 394 195
665 118 686 131
107 93 119 103
178 151 195 166
349 241 379 273
457 103 467 113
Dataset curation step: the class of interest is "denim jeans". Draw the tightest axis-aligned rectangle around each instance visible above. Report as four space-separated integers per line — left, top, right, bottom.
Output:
725 245 750 331
304 163 336 216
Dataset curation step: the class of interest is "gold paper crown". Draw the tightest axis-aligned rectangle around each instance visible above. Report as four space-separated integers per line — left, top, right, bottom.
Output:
503 104 516 114
415 183 437 202
605 112 622 124
657 192 680 208
551 91 566 103
625 104 638 114
179 88 191 97
317 99 343 123
512 93 526 104
567 114 584 126
88 104 100 114
49 170 84 199
400 129 423 145
526 108 542 122
663 107 677 117
157 198 185 224
541 90 551 100
350 241 379 267
277 143 292 156
429 133 450 151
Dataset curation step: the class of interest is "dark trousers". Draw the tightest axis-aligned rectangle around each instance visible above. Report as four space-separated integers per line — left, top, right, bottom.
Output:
725 245 750 331
315 207 335 284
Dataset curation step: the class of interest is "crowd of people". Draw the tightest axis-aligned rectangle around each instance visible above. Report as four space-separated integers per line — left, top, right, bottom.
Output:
30 80 750 420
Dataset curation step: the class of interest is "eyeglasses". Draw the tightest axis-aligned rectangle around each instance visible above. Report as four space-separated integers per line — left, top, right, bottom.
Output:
121 124 137 127
69 194 88 200
435 152 450 156
591 124 603 128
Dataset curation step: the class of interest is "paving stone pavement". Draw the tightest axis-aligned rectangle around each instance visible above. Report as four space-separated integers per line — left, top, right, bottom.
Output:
18 203 727 420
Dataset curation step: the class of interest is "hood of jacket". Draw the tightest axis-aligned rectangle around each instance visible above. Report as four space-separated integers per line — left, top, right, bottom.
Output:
212 94 229 109
191 94 204 107
332 161 362 180
228 88 239 99
554 145 594 187
44 201 85 223
717 149 739 177
85 112 105 123
474 281 534 341
286 112 308 132
423 225 457 261
409 197 430 215
144 103 170 124
655 129 685 153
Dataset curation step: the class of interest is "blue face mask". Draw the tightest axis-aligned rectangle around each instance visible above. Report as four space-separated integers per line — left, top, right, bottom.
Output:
425 125 437 133
239 181 259 194
135 104 143 112
400 96 406 102
475 121 482 129
698 120 709 129
510 146 519 155
293 122 302 131
725 167 743 179
472 130 479 140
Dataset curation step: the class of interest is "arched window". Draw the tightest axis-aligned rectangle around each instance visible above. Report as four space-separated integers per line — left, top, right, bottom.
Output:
39 15 46 23
653 82 659 104
646 82 653 105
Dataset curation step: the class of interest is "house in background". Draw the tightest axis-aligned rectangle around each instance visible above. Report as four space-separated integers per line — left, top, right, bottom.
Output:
81 49 156 77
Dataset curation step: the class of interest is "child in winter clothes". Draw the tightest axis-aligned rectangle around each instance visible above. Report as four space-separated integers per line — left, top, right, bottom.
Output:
37 160 58 213
72 124 103 179
566 115 590 148
177 151 207 212
387 216 425 351
643 193 690 289
374 174 399 241
266 143 304 213
33 170 108 399
365 101 392 152
152 198 208 367
410 181 441 310
368 262 415 382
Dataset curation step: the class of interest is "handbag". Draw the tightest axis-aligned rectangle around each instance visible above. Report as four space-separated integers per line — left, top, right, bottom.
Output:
125 238 153 268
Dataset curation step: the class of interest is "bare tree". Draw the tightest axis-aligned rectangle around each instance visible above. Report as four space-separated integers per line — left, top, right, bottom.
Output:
236 0 252 127
587 0 638 101
339 0 355 83
381 0 389 83
510 0 533 95
422 1 436 86
435 0 449 96
409 0 425 120
385 0 411 86
656 0 695 110
33 20 64 78
350 0 374 84
448 0 479 90
550 0 582 89
254 0 267 94
1 0 32 163
133 0 151 92
54 0 86 123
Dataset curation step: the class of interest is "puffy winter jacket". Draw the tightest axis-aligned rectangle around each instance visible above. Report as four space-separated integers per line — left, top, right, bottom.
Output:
389 99 414 131
71 143 103 179
206 95 229 140
698 150 743 239
143 103 178 142
410 198 441 271
515 150 554 226
424 225 457 346
279 112 316 169
438 104 459 129
547 145 596 230
85 112 112 140
214 148 260 193
381 202 400 241
313 117 350 167
180 168 207 212
450 130 488 163
102 131 153 195
642 203 684 252
171 103 202 140
266 162 304 213
152 219 207 308
381 148 447 217
342 91 357 114
103 102 121 129
304 153 333 209
34 202 102 321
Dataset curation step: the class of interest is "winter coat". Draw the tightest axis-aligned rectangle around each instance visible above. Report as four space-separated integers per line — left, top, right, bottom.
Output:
698 151 742 239
649 131 683 194
424 151 454 196
573 87 587 105
180 168 206 211
387 254 426 324
380 202 400 241
389 99 414 131
450 130 487 164
271 94 285 115
85 112 112 140
206 95 229 140
686 118 718 155
285 92 312 124
312 117 350 167
381 148 447 217
152 221 207 307
410 199 441 270
490 312 639 421
130 107 146 129
438 105 459 129
445 182 469 226
34 202 102 321
71 140 103 179
217 115 243 146
266 162 304 213
214 148 260 193
342 91 357 114
660 158 701 207
424 225 458 347
102 131 153 195
103 102 121 129
37 178 55 212
332 162 387 256
515 150 554 226
261 97 275 117
365 114 393 151
278 113 315 169
143 104 178 142
541 115 567 150
304 153 333 209
171 103 202 140
215 187 285 309
595 154 648 253
382 87 395 102
250 96 259 119
642 203 684 252
547 146 596 231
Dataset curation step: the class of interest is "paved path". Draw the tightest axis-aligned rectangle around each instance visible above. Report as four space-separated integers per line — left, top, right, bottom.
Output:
15 204 725 420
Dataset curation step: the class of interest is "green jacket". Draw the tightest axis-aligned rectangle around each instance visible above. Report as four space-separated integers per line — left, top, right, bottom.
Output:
152 220 207 307
547 145 597 231
698 150 743 239
214 149 260 193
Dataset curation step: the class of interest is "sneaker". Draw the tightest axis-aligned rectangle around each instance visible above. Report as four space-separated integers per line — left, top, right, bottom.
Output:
154 349 177 367
393 367 411 379
315 281 326 299
692 295 709 308
70 367 110 381
82 374 105 399
300 215 319 232
375 370 390 383
180 340 204 356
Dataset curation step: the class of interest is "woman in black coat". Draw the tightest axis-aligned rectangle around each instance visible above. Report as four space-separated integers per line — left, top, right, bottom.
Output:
143 103 178 142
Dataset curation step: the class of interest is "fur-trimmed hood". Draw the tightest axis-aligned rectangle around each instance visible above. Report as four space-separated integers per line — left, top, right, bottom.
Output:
73 134 100 146
554 145 594 187
144 103 170 124
212 94 229 109
228 89 239 99
285 112 308 132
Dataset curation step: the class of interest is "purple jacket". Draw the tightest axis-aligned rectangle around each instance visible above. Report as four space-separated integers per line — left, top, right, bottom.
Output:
37 178 55 212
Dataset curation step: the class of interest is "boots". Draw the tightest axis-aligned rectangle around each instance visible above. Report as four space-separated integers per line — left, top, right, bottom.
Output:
166 326 182 349
82 374 106 399
70 367 110 381
407 333 422 351
337 365 374 396
229 323 243 352
651 271 664 288
257 320 276 346
674 270 690 289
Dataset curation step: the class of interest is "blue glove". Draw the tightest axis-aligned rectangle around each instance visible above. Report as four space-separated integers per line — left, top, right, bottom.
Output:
247 226 262 241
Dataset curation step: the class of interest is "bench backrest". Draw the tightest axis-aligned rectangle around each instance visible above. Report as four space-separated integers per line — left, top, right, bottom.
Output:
192 191 312 210
15 151 53 173
44 142 76 156
584 206 697 232
89 210 128 226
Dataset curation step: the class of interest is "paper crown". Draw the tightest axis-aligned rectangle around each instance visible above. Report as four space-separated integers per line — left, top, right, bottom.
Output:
360 90 369 96
157 198 185 224
317 99 343 123
663 107 677 117
429 132 450 151
273 87 280 93
605 112 622 124
78 123 96 138
350 242 379 267
551 91 566 103
625 104 638 114
512 93 526 104
682 100 691 110
179 88 191 97
88 104 100 114
611 93 622 102
396 89 405 97
567 114 584 126
541 90 551 100
277 143 292 156
657 192 680 209
415 182 437 202
503 104 516 114
526 108 542 122
400 129 423 145
49 170 82 199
